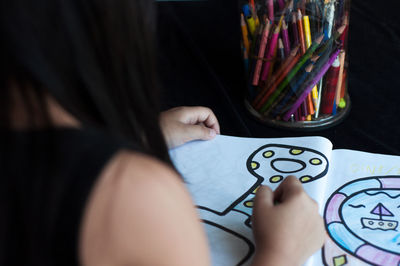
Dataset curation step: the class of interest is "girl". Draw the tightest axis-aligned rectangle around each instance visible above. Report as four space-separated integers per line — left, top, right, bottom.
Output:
0 0 324 265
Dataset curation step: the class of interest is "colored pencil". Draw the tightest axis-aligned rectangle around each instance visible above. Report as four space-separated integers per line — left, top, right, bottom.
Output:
321 55 340 114
324 1 335 40
252 19 271 86
297 9 306 54
334 50 346 111
283 48 341 121
260 25 281 81
270 63 314 116
291 12 300 47
246 15 257 37
258 34 324 113
315 24 346 56
278 0 285 11
249 0 260 28
303 15 312 48
242 0 350 123
248 26 264 91
254 52 301 109
303 13 318 113
308 0 318 40
268 0 274 22
240 13 251 58
252 45 300 107
282 20 291 57
278 38 285 62
339 12 349 49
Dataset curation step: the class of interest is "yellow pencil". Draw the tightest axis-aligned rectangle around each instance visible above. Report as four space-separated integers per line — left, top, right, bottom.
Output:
246 16 256 37
303 15 319 112
303 16 312 48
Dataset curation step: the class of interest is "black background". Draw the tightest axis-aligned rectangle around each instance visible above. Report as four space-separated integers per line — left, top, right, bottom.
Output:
157 0 400 156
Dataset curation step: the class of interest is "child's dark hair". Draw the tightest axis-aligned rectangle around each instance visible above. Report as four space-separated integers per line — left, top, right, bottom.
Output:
0 0 170 162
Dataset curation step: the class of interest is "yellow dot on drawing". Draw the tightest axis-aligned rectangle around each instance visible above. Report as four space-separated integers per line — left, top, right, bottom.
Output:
251 161 260 170
263 151 274 158
270 175 283 183
244 200 254 208
300 176 312 183
310 158 322 165
290 149 304 155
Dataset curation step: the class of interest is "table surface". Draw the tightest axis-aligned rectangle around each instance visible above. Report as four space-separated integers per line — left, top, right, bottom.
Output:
157 0 400 156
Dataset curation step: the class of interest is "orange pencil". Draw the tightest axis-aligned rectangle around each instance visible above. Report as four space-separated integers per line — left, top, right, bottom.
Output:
335 50 346 107
306 93 315 117
297 9 306 55
340 70 347 99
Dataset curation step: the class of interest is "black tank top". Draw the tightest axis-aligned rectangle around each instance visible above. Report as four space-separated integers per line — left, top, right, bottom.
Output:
0 128 134 266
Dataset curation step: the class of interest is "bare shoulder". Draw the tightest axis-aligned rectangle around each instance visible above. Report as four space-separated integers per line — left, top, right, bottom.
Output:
80 150 210 266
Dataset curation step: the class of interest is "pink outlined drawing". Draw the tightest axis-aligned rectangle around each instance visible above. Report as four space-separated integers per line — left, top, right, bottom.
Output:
323 176 400 266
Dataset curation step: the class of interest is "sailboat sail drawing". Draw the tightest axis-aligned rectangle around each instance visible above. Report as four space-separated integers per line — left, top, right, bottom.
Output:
361 203 398 231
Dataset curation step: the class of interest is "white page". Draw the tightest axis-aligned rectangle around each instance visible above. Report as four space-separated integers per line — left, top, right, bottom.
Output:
169 135 333 266
322 149 400 266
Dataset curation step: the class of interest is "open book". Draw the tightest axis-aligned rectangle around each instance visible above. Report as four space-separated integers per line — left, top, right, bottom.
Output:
169 135 400 266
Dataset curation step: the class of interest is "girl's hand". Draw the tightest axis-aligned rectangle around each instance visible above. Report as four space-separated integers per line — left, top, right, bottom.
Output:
160 106 220 149
251 176 326 266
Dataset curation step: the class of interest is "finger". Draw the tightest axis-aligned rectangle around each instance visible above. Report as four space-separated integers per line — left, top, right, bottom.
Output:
273 176 304 203
183 124 217 142
254 185 274 209
183 107 220 134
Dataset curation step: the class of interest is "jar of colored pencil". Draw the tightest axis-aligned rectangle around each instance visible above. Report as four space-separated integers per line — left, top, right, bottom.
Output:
240 0 351 130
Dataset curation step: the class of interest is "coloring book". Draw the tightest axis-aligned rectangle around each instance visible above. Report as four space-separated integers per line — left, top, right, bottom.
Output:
169 135 400 266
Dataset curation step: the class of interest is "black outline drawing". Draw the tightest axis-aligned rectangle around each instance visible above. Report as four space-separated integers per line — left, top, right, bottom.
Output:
196 143 329 265
247 144 329 184
202 220 255 266
270 158 307 173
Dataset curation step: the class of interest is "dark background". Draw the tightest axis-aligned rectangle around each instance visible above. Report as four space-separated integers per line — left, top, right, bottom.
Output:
157 0 400 156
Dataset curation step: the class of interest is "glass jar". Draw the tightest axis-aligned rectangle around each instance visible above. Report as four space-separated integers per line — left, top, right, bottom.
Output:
240 0 351 130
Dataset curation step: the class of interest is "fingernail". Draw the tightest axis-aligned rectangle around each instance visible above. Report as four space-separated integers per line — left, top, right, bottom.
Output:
209 129 216 137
